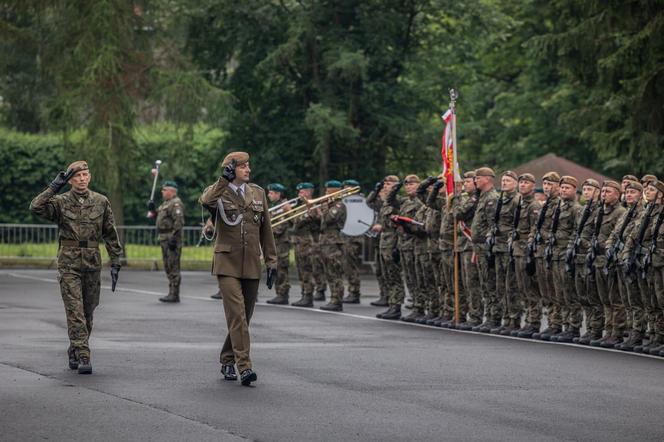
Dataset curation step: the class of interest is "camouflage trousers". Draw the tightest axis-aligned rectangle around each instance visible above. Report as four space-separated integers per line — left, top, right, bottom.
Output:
294 241 315 296
401 249 421 309
575 260 603 335
462 251 482 323
552 259 582 330
441 251 466 320
515 256 540 327
616 270 636 334
650 265 664 339
373 242 389 298
312 249 327 293
379 247 405 306
160 241 181 294
428 251 442 316
535 257 554 327
275 241 291 297
415 250 438 314
475 245 499 322
638 267 659 337
59 270 100 358
595 263 626 337
343 239 362 296
321 243 345 304
495 253 517 325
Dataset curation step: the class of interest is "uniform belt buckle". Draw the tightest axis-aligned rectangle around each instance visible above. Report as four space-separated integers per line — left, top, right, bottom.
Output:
79 240 87 247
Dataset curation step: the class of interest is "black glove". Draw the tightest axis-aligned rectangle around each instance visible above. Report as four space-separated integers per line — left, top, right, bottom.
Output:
222 159 237 182
392 247 401 264
432 179 445 192
147 200 156 212
167 236 178 251
417 176 437 195
111 264 121 292
373 181 384 193
49 169 75 192
266 267 277 289
474 188 481 199
387 181 402 203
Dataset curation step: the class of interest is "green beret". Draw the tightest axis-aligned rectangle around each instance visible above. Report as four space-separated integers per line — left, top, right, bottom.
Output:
325 180 342 188
162 180 178 189
343 179 360 187
296 182 314 190
267 183 286 193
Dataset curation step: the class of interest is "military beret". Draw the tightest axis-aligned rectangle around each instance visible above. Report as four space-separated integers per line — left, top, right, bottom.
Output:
502 170 518 181
622 174 638 182
343 179 360 187
559 176 578 188
582 178 601 189
652 180 664 194
162 180 178 189
383 175 400 183
641 174 658 186
602 180 623 193
404 174 421 184
267 183 286 193
325 180 342 188
624 180 643 192
221 151 250 168
475 167 495 178
542 171 561 183
463 171 476 179
296 182 314 190
66 160 89 175
518 173 536 183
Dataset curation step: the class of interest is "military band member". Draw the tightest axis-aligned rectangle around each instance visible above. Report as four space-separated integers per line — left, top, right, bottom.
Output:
199 152 277 386
30 161 122 374
341 179 364 304
266 183 291 305
151 180 185 303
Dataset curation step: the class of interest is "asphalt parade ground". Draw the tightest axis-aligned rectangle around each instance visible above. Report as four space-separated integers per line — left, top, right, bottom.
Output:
1 270 663 442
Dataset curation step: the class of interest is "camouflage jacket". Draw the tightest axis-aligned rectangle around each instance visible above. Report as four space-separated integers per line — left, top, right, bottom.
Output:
378 195 404 250
552 198 581 259
454 191 479 252
650 203 664 268
494 190 520 253
270 198 291 245
395 195 423 251
512 193 541 257
156 196 184 241
610 202 644 262
592 201 626 268
529 195 560 258
571 200 600 264
470 187 499 248
315 201 347 246
30 187 122 272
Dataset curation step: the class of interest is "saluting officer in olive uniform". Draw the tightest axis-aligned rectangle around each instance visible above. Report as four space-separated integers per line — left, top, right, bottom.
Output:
341 179 364 304
30 161 122 374
154 180 185 303
266 183 291 305
199 152 277 387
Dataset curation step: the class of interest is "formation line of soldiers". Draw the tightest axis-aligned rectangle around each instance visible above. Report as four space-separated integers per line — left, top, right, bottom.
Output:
362 169 664 356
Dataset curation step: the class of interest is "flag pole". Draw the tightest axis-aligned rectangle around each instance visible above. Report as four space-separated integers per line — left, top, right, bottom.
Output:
449 88 460 326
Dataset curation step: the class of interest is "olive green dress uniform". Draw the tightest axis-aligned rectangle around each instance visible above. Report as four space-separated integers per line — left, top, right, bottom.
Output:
199 169 277 373
470 183 500 330
512 188 542 332
30 177 122 360
591 196 626 345
271 198 291 299
312 198 347 307
156 194 184 299
395 192 425 315
493 188 520 331
454 188 482 327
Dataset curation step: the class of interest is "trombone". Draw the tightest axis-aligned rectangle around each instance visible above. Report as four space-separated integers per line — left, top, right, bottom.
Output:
271 186 360 228
269 197 301 216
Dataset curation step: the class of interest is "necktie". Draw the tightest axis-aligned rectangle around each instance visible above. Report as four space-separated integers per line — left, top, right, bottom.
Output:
236 186 243 199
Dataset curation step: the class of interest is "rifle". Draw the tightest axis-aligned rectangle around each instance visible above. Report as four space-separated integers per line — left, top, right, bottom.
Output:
624 202 655 277
485 191 504 268
642 204 664 279
604 202 638 275
565 199 594 277
508 195 522 267
585 199 605 276
525 194 552 276
544 198 563 270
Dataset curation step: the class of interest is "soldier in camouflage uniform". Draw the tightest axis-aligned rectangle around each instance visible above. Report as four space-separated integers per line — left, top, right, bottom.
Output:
375 176 406 320
266 183 291 305
437 183 458 327
491 171 520 335
367 182 390 307
341 179 363 304
531 172 561 340
589 181 626 347
548 176 582 342
512 174 543 338
290 182 317 307
153 180 185 303
394 175 425 322
648 180 664 356
310 180 347 311
568 179 601 344
30 161 122 374
470 167 500 333
422 177 445 325
455 172 481 330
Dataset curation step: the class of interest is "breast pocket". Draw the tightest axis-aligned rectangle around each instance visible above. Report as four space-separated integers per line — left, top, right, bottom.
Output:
221 200 240 222
251 203 264 224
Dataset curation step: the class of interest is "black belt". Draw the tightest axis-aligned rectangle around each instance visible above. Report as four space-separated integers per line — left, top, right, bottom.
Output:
158 228 173 233
60 239 99 248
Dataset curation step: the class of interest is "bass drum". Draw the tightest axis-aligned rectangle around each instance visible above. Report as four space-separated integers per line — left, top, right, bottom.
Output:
341 194 376 237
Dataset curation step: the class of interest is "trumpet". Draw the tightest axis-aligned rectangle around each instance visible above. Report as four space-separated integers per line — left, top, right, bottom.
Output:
271 186 360 228
269 197 301 215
